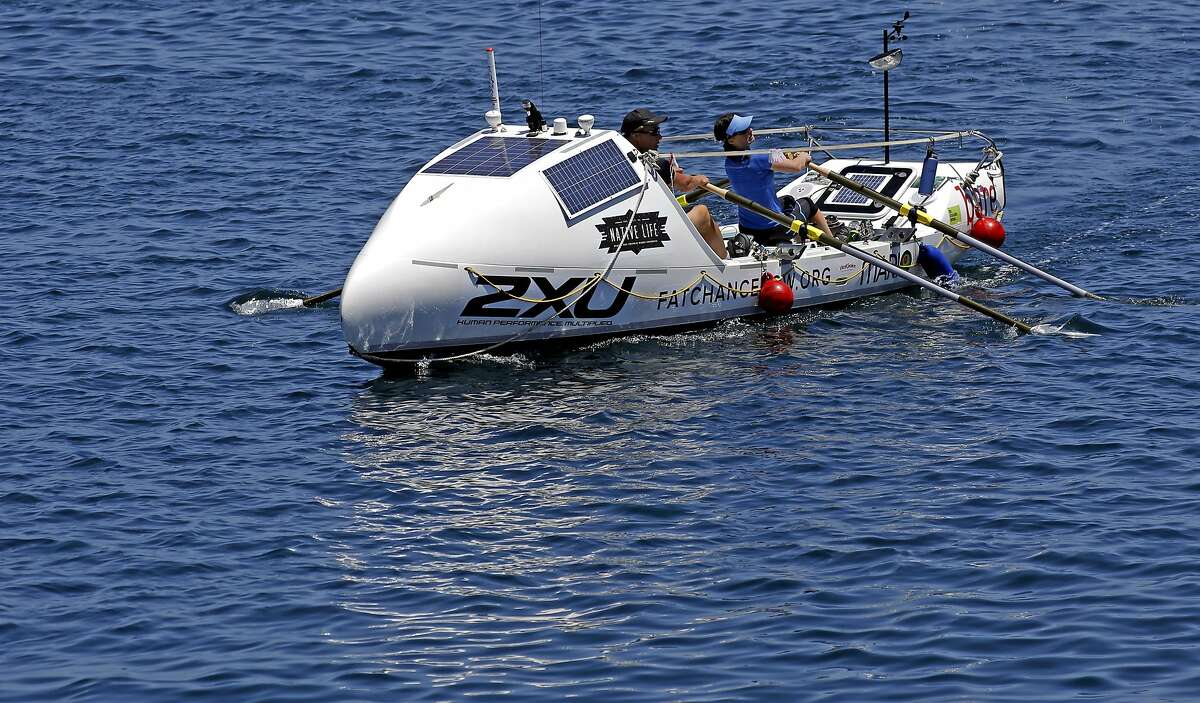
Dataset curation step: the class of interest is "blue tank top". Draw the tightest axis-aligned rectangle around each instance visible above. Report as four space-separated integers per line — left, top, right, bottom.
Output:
724 153 781 230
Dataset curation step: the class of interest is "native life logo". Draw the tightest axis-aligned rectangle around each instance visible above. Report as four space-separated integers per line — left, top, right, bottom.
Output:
596 210 669 254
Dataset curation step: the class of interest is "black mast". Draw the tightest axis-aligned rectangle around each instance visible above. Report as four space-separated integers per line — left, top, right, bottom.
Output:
870 11 909 163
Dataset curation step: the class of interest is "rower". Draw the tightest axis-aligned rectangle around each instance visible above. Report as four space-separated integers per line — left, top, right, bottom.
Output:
621 108 729 259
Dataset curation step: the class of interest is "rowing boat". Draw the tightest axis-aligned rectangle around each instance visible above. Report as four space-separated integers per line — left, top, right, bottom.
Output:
338 119 1007 367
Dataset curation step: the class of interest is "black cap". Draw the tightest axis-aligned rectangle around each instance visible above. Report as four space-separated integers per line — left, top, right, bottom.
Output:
621 108 668 135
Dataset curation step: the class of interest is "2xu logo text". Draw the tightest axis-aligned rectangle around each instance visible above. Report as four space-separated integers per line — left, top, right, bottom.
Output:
461 274 636 318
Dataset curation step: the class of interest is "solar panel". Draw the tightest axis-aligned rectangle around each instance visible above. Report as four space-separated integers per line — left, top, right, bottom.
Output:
815 166 912 216
542 140 640 216
423 136 566 177
829 174 888 205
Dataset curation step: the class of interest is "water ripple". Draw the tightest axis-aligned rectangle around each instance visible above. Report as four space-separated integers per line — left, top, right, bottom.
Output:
4 1 1200 701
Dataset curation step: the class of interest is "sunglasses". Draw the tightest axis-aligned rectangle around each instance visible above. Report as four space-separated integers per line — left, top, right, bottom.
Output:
635 126 661 136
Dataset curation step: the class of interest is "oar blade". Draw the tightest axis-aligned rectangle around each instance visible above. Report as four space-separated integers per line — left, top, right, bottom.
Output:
302 288 342 307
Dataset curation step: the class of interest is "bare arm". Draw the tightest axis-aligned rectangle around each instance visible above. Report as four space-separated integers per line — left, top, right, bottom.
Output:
671 164 710 192
770 149 813 173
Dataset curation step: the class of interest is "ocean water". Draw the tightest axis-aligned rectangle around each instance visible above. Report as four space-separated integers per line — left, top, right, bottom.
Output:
4 1 1200 700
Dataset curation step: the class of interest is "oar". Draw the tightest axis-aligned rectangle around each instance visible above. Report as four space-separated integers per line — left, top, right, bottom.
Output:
302 287 341 307
676 177 730 206
805 161 1103 301
700 182 1033 334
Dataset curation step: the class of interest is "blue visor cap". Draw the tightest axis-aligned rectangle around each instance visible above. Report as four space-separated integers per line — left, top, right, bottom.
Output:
727 114 754 136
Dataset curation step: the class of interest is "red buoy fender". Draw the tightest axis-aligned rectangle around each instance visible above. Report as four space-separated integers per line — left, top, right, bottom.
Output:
970 217 1006 248
758 273 794 314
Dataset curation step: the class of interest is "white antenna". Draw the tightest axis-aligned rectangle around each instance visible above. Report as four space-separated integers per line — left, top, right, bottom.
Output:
483 48 505 132
485 48 501 116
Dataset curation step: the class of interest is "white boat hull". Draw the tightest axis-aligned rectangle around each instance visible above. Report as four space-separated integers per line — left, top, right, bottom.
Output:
340 128 1004 365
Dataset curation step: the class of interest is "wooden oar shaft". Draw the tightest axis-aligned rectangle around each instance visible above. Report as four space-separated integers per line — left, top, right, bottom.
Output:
302 287 342 307
700 183 1032 334
806 162 1102 300
676 177 730 206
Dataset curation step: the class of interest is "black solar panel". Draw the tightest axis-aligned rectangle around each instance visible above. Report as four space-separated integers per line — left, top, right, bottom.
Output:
815 165 913 216
542 140 640 216
829 174 888 205
423 136 566 177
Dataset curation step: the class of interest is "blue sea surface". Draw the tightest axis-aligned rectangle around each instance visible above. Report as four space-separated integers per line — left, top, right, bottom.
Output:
4 1 1200 700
